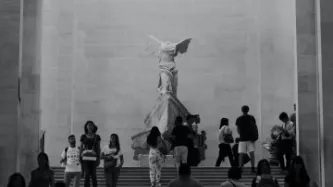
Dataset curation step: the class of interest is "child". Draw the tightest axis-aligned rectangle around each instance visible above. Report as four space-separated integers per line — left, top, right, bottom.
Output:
232 138 250 167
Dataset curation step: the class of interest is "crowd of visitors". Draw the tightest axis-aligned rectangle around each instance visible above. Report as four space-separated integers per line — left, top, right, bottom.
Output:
7 156 317 187
5 103 310 187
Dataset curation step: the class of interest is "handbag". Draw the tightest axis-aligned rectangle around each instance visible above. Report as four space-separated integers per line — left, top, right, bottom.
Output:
82 135 98 161
158 137 168 155
223 126 234 143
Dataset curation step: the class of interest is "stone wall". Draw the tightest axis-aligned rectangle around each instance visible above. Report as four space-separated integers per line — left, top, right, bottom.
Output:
40 0 296 166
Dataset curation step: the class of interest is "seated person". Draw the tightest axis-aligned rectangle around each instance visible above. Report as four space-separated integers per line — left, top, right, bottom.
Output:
232 138 250 167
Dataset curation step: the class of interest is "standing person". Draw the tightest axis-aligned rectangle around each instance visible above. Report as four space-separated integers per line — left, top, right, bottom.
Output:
60 135 81 187
251 159 279 187
221 167 247 187
101 133 124 187
171 116 192 171
278 112 295 173
284 156 318 187
168 164 203 187
147 126 166 187
28 152 55 187
7 173 26 187
215 118 234 167
236 105 258 173
80 121 101 187
186 114 201 166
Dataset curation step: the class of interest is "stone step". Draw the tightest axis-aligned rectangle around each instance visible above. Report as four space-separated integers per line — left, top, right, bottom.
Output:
52 167 286 187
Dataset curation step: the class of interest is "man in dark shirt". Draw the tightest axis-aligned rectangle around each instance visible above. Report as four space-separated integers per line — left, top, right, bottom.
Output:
172 116 192 171
235 105 257 172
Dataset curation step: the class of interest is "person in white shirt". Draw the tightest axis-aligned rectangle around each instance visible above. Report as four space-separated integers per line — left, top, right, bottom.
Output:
101 133 124 187
215 118 234 167
60 135 81 187
278 112 296 173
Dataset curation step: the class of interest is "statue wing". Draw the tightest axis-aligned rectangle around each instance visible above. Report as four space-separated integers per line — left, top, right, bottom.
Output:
176 38 192 54
145 35 163 57
148 35 163 45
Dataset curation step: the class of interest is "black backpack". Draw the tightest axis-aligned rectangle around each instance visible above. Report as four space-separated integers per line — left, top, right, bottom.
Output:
249 119 258 142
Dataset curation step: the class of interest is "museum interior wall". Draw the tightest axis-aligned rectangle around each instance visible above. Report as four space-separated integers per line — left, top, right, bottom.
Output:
0 0 332 186
40 0 296 166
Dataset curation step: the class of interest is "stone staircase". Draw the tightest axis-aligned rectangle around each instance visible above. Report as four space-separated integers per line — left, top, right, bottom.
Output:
53 167 286 187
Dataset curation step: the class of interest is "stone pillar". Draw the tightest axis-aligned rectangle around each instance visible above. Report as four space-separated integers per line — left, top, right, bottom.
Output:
297 0 333 186
296 0 322 184
0 0 41 185
18 0 42 180
319 0 333 186
0 0 21 186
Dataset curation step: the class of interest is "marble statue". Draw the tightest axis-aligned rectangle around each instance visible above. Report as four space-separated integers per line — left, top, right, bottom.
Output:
131 35 197 160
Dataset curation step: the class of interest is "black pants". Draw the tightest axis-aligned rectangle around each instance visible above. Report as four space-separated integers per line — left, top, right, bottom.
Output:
215 143 233 167
278 139 293 170
104 167 120 187
83 161 98 187
188 147 200 166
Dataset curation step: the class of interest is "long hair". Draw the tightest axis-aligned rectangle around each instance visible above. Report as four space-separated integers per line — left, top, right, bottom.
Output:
7 173 26 187
256 159 271 175
37 152 50 170
84 120 98 134
219 118 229 129
286 156 310 185
147 126 161 148
110 133 120 154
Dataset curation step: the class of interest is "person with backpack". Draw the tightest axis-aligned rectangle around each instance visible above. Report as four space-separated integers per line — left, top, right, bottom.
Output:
215 118 234 167
101 133 124 187
60 135 81 187
251 159 280 187
235 105 258 173
80 121 101 187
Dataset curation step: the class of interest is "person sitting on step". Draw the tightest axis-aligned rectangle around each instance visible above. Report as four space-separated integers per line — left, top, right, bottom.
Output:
221 167 248 187
168 163 203 187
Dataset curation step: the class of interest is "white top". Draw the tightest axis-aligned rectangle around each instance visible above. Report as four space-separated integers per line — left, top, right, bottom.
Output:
102 145 123 167
61 146 81 172
218 125 232 144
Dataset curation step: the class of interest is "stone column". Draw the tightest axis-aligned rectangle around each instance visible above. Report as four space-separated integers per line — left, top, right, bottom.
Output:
296 0 333 186
18 0 42 180
0 0 21 185
0 0 41 185
296 0 322 184
319 0 333 186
